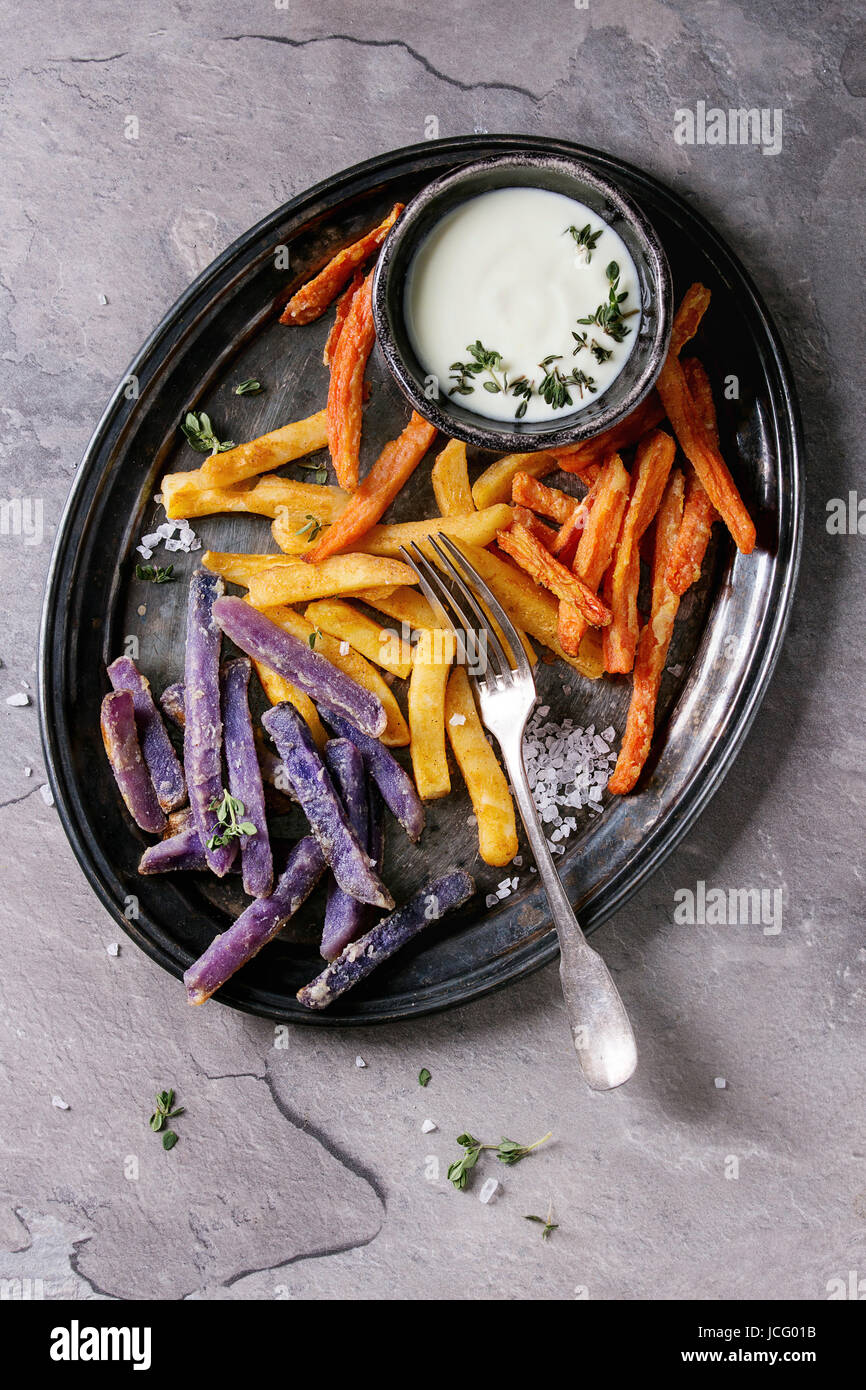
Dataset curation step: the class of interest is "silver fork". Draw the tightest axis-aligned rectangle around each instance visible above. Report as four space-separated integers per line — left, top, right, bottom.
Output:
401 534 637 1092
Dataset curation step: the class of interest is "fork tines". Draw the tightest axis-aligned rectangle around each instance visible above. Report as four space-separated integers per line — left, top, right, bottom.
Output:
399 535 533 685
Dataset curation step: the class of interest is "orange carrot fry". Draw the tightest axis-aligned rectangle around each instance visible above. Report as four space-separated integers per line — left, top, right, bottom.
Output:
656 354 755 554
552 392 665 473
664 359 720 595
280 203 403 326
603 430 676 673
669 283 712 357
305 412 438 563
557 455 629 654
326 269 376 491
511 472 585 525
497 522 612 628
512 505 558 549
323 268 364 366
608 469 685 794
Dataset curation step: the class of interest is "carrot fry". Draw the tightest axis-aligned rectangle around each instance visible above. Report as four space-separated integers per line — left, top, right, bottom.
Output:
557 454 629 655
326 269 376 491
511 472 584 525
471 451 557 510
497 522 612 628
669 283 712 357
431 439 474 516
656 355 755 554
512 505 558 549
305 411 437 563
323 267 364 366
279 203 403 326
550 478 598 565
551 393 665 474
608 469 685 793
603 430 676 673
664 359 720 595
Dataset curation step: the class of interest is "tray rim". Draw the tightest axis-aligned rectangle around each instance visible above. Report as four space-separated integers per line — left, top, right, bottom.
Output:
38 134 804 1026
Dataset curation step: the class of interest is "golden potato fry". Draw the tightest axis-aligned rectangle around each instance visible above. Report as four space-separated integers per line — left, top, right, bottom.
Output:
449 543 602 679
352 585 537 668
431 439 475 516
160 472 347 522
471 452 557 510
244 554 417 608
304 599 414 679
252 659 327 750
270 504 513 558
444 667 518 867
407 628 456 799
258 604 409 747
198 409 329 487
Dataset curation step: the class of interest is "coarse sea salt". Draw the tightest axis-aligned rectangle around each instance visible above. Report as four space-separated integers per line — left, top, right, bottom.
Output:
137 516 202 560
522 706 615 851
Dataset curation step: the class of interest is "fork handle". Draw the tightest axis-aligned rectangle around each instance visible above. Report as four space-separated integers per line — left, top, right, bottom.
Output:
502 737 638 1091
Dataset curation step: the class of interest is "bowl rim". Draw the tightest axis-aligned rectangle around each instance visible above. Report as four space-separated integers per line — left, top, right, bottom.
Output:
372 149 673 453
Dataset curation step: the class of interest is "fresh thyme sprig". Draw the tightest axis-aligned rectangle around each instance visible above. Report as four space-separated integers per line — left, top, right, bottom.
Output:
135 563 175 584
537 357 597 410
149 1087 185 1150
447 1130 553 1190
180 410 235 455
308 628 322 650
576 260 636 343
449 341 509 398
566 222 602 262
234 378 263 396
418 1067 432 1088
525 1201 558 1240
302 465 329 485
206 790 257 850
296 514 324 541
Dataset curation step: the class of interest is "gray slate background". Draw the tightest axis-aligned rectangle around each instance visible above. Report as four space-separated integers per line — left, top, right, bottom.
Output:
1 0 864 1301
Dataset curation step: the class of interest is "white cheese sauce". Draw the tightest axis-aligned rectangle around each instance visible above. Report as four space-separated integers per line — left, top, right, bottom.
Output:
405 186 641 424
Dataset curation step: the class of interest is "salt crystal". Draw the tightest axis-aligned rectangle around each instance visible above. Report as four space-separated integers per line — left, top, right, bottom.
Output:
23 767 31 777
497 878 511 892
6 692 29 707
485 893 499 909
21 680 30 690
512 855 523 867
479 1177 500 1204
39 785 55 807
339 641 350 655
106 943 119 957
355 1056 367 1069
448 713 466 726
668 664 684 678
714 1077 726 1089
601 726 615 741
51 1095 70 1110
421 1119 437 1134
466 814 477 827
98 293 108 305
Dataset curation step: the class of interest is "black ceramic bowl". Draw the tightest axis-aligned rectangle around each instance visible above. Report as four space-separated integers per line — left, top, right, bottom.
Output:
372 152 673 453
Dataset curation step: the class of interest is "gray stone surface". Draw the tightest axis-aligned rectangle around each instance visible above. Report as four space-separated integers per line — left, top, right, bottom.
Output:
1 1 864 1301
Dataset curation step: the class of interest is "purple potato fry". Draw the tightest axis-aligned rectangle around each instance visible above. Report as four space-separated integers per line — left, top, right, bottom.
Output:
183 570 236 876
320 738 371 961
184 835 326 1004
213 596 386 737
100 690 166 834
319 710 425 842
160 682 186 730
297 871 475 1010
221 657 273 897
107 655 186 812
262 702 393 909
139 823 208 873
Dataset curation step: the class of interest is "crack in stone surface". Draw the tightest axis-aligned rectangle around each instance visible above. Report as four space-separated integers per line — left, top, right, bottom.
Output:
220 32 551 103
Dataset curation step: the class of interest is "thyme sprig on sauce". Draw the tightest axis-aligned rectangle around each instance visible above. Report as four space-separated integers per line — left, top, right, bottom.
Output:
566 221 602 262
576 261 636 344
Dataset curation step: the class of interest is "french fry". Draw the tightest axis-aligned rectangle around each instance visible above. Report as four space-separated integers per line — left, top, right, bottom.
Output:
162 472 348 522
664 358 720 595
304 599 414 679
472 451 557 510
323 268 363 366
272 503 513 558
656 355 755 553
445 666 518 867
305 412 438 562
603 429 676 673
451 542 603 679
252 659 328 751
407 628 456 799
550 477 598 565
512 471 585 525
431 439 475 516
608 469 685 793
669 282 712 356
497 522 613 628
552 393 665 474
198 410 328 488
258 604 409 748
558 454 630 655
512 505 558 549
245 554 417 608
326 268 375 491
279 203 403 326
